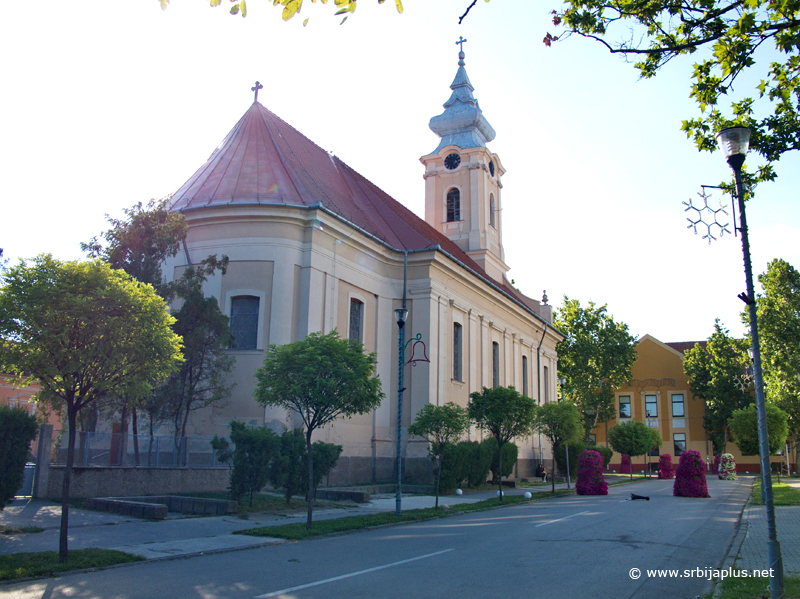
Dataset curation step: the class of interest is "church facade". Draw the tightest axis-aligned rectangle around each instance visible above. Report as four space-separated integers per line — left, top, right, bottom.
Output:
165 48 564 484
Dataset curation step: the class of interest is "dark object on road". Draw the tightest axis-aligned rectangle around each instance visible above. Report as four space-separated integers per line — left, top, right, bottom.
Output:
631 493 650 501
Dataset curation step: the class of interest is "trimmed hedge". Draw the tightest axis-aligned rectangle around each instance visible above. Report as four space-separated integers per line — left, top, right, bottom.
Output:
0 406 38 510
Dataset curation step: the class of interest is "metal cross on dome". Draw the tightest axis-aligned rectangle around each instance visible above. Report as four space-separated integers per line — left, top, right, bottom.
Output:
251 81 263 103
456 36 467 52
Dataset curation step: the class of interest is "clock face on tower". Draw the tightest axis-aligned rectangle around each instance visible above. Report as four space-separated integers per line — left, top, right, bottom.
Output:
444 153 461 170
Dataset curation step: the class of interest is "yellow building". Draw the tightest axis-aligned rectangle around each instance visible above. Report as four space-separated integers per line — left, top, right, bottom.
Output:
592 334 766 474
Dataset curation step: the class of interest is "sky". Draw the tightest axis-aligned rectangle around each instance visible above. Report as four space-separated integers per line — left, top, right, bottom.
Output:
1 0 798 344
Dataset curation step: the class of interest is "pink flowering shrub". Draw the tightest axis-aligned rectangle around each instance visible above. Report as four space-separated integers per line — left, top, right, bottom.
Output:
712 453 721 474
657 454 674 479
620 454 632 474
718 453 737 480
673 450 710 498
576 450 608 496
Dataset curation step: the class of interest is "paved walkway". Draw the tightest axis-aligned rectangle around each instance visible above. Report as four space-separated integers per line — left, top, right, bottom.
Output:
0 484 563 561
726 476 800 575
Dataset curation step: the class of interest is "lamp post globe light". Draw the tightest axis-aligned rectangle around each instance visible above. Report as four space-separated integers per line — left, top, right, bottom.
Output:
558 377 570 489
715 126 784 598
394 307 409 514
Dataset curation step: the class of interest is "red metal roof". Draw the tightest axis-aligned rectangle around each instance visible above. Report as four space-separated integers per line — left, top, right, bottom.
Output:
665 340 708 354
169 102 526 299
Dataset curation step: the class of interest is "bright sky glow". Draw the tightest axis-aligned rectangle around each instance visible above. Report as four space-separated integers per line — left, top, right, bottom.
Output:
2 0 798 344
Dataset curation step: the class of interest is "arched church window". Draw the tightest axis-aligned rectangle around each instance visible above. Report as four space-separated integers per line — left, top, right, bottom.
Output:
453 323 463 382
492 342 500 388
349 299 364 342
489 194 496 228
446 188 460 222
229 296 259 350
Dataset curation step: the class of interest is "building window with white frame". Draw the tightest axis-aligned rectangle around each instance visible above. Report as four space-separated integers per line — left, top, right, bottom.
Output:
349 299 364 342
672 393 685 417
492 342 500 388
543 365 549 402
673 433 687 456
446 188 461 222
645 394 658 418
489 194 496 228
619 395 631 419
522 355 529 397
453 323 463 382
229 296 259 350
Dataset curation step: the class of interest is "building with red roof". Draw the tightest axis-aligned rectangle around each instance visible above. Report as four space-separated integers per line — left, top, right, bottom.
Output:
165 48 563 484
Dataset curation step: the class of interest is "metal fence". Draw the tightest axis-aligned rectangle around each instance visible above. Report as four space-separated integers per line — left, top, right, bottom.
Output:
52 431 226 468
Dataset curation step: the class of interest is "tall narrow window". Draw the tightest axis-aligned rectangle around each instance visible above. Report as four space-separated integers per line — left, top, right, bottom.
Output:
645 394 658 418
492 342 500 388
522 355 529 396
489 194 496 228
673 433 687 456
543 366 549 402
229 296 259 350
619 396 631 419
349 299 364 342
453 323 463 381
672 393 685 417
446 188 460 222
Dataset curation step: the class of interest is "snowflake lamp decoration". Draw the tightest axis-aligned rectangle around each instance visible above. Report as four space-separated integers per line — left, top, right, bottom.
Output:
735 372 754 392
683 188 731 244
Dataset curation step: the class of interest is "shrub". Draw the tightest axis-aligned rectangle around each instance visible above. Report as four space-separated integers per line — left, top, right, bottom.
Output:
718 453 737 480
0 406 38 510
620 454 632 474
483 438 518 484
437 442 468 493
555 441 586 479
673 450 710 497
229 422 280 506
270 428 342 503
712 453 721 474
461 441 493 488
657 454 674 479
593 446 613 469
576 450 608 495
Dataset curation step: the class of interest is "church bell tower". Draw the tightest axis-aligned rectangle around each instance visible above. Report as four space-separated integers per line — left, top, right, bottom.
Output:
420 38 508 283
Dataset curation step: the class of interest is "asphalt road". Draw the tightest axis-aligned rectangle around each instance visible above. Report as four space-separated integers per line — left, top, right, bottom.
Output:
1 477 751 599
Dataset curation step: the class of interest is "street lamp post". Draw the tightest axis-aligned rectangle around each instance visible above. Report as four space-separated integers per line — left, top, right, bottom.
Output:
394 307 409 515
716 126 784 599
558 377 570 489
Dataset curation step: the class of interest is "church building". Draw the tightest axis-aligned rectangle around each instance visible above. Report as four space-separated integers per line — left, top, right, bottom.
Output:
165 46 564 484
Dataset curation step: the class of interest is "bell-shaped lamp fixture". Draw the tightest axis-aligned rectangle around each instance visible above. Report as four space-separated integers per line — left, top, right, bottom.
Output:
715 126 750 171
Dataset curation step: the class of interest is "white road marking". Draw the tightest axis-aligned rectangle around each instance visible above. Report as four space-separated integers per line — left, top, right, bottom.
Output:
535 510 590 527
254 548 454 598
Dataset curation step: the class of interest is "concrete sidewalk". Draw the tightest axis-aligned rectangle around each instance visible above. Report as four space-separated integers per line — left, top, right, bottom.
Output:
0 483 565 561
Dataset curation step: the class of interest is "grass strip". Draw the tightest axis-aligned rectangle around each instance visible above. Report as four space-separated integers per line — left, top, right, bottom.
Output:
715 572 800 598
751 481 800 506
0 525 44 535
0 548 144 582
235 491 573 540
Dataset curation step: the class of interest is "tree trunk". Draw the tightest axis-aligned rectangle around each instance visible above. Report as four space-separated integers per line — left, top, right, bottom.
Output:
60 403 78 563
306 429 315 530
551 445 556 493
435 454 441 509
497 440 503 501
132 408 140 466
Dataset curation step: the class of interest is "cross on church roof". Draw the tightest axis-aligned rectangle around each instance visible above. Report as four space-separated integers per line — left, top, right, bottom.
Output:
456 36 467 52
251 81 263 103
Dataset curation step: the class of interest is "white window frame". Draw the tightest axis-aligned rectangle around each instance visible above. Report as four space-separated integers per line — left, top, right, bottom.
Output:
226 289 265 351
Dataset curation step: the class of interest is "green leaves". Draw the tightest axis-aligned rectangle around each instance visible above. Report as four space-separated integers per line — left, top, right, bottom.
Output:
548 0 800 184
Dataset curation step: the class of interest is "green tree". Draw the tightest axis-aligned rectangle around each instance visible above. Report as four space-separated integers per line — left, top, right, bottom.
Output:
750 259 800 468
155 263 236 455
0 406 38 510
546 0 799 187
468 386 536 500
407 402 469 508
0 255 182 562
532 400 583 491
607 421 661 479
228 421 279 506
684 320 753 452
159 0 405 25
554 297 637 439
729 403 789 456
254 330 383 528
